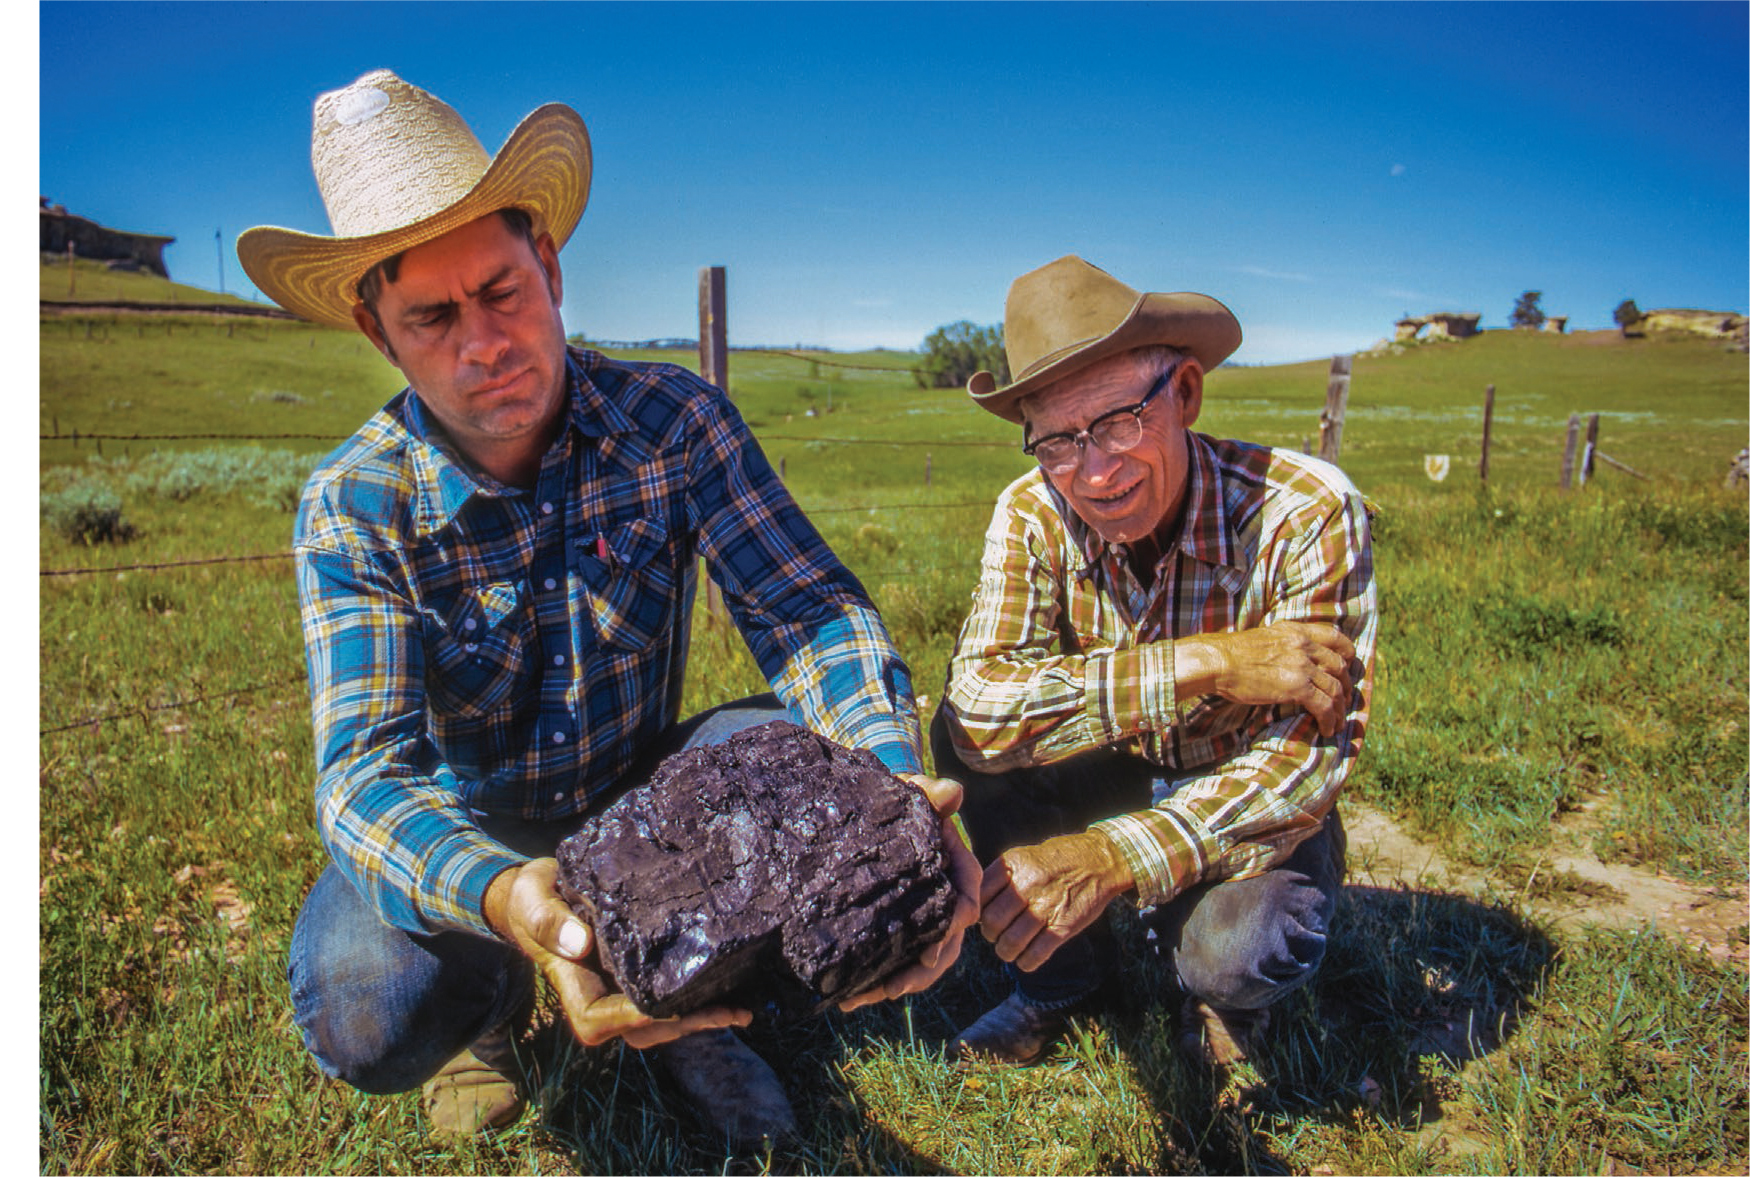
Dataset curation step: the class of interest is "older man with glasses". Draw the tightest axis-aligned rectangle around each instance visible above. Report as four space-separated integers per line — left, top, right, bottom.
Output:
931 256 1378 1070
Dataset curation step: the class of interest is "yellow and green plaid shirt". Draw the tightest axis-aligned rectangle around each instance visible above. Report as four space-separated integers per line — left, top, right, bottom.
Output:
296 347 920 938
940 433 1376 905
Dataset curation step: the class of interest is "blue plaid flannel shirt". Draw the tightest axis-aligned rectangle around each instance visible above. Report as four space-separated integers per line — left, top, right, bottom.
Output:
295 346 921 938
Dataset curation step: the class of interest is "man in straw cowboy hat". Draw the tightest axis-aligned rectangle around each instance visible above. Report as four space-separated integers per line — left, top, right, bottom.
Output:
239 70 976 1147
930 256 1377 1070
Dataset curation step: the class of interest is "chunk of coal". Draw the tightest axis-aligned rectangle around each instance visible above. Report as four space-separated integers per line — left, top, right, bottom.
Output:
555 719 956 1018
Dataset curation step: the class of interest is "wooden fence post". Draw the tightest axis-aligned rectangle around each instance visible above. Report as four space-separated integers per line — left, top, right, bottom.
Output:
1479 384 1496 482
1317 355 1352 465
698 266 728 394
1560 413 1581 489
924 452 932 487
1580 413 1601 486
698 266 728 622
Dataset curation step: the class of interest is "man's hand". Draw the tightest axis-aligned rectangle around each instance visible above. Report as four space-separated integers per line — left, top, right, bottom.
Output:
978 831 1133 973
1175 621 1357 737
836 773 982 1011
482 858 751 1048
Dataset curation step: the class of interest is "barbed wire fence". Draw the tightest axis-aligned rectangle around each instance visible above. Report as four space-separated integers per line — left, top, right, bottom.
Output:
38 496 993 734
40 270 1018 736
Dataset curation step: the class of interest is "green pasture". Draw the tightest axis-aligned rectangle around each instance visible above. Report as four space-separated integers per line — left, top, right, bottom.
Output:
40 255 262 308
39 308 1748 1174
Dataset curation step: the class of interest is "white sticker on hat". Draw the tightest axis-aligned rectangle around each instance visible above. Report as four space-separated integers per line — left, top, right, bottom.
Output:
333 87 390 127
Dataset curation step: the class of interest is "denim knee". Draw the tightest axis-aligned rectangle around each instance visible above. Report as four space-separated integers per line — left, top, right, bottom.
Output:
1155 813 1345 1012
1166 867 1334 1011
287 864 532 1094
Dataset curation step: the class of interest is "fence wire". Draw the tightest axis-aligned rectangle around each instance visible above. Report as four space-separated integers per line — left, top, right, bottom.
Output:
42 553 295 578
38 555 977 733
40 673 310 736
42 351 1003 728
40 505 990 577
42 431 351 441
741 348 920 373
42 429 1014 449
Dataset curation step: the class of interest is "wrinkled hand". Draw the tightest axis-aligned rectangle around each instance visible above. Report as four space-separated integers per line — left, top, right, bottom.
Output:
836 773 982 1011
482 857 752 1048
1178 621 1357 737
979 831 1133 973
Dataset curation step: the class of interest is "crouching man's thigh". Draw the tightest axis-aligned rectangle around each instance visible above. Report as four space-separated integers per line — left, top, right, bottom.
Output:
1150 809 1347 1012
286 863 534 1094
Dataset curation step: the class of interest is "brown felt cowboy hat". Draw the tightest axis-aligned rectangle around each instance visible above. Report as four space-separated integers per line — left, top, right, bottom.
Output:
968 255 1243 423
237 69 591 332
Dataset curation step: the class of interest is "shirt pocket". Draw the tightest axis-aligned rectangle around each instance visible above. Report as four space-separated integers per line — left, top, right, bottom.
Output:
577 516 677 653
423 580 534 720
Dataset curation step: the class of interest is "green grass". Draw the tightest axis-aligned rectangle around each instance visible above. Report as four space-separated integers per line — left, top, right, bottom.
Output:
41 255 264 307
39 312 1749 1173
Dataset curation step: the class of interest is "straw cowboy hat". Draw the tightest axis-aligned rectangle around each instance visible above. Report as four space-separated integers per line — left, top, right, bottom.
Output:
237 69 591 332
968 255 1243 423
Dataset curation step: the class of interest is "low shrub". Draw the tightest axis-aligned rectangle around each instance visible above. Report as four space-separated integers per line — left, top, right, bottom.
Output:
83 448 320 511
42 482 135 545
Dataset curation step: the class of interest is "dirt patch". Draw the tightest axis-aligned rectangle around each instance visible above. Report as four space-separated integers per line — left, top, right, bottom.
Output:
1341 799 1747 970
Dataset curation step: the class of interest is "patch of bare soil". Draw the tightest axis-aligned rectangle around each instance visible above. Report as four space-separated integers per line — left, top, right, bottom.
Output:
1342 798 1748 970
1340 797 1745 1165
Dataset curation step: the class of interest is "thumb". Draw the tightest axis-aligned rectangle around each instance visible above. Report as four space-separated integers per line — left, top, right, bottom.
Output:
556 917 591 960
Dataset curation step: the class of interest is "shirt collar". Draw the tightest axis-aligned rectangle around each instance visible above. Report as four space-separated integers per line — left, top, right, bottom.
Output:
400 347 639 537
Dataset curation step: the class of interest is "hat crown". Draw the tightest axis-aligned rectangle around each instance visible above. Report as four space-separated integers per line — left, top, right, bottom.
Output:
1005 256 1145 380
311 69 493 239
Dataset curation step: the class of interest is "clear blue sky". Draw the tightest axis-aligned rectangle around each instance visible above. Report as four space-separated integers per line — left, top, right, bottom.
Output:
35 1 1749 364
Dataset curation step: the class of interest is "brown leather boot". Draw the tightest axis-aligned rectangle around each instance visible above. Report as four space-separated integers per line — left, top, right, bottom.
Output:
948 992 1079 1066
658 1029 797 1151
1177 998 1271 1070
422 1021 525 1138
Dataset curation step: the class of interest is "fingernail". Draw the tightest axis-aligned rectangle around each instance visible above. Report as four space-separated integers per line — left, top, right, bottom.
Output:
558 920 588 958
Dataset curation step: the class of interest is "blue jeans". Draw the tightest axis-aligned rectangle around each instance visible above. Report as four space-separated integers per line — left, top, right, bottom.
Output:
287 695 793 1094
930 708 1345 1013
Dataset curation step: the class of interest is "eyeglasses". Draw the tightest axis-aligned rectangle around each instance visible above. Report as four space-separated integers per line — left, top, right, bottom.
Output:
1022 366 1176 475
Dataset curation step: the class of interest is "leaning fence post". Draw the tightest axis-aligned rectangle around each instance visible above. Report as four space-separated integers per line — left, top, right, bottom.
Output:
698 266 728 622
1560 413 1581 489
1479 384 1496 482
1317 354 1352 465
1580 413 1601 487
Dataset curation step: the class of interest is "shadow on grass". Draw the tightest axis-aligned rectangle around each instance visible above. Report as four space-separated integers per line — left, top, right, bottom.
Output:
505 881 1552 1175
1112 882 1557 1174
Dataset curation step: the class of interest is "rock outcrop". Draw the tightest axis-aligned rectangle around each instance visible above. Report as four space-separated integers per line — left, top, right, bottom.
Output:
1394 312 1482 342
1639 309 1747 349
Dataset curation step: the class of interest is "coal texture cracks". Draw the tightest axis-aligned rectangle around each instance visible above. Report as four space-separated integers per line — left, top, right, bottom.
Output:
556 721 956 1017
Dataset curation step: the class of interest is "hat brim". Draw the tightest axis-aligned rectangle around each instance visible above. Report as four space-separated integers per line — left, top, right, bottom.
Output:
236 103 591 331
967 291 1242 424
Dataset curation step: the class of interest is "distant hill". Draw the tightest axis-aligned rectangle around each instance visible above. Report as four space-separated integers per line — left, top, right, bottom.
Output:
39 256 268 311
